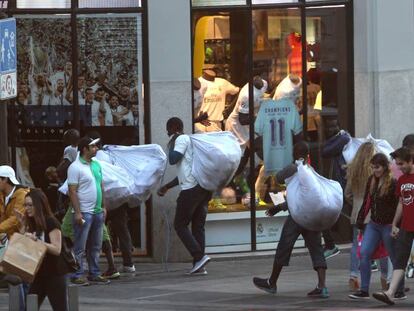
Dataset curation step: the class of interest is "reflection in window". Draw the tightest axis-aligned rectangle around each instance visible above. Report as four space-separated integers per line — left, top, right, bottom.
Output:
77 15 142 128
17 0 70 8
79 0 141 8
253 0 297 4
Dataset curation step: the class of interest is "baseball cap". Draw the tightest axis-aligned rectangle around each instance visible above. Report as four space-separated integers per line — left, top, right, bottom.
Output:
0 165 20 185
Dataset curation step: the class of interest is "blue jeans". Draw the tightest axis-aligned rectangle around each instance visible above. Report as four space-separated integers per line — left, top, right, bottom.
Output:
72 212 104 278
360 221 404 293
350 225 359 278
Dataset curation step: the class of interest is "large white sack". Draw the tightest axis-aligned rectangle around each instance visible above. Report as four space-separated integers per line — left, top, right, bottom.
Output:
102 144 167 203
191 131 242 191
59 159 135 210
286 161 343 231
342 133 395 164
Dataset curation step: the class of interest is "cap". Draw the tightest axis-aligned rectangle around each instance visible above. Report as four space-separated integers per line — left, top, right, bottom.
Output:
0 165 19 185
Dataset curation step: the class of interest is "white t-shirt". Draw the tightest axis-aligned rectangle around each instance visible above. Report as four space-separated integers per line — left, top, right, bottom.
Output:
63 145 78 163
173 135 197 190
67 158 100 213
198 77 239 121
91 101 113 126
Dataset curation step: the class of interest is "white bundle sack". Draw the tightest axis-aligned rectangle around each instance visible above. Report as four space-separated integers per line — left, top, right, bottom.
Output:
103 144 167 203
191 131 242 191
286 161 343 231
59 159 135 210
342 133 395 164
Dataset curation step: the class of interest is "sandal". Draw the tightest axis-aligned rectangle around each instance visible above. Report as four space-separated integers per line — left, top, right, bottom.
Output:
372 291 395 305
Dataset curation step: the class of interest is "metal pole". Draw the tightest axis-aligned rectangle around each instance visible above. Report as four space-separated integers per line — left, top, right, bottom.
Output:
68 285 79 311
0 103 8 164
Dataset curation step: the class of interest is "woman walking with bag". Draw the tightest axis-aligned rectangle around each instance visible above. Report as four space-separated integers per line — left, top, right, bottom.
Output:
345 142 376 291
23 188 68 310
349 153 404 300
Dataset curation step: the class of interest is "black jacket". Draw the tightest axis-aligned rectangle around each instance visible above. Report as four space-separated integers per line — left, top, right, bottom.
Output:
356 176 398 229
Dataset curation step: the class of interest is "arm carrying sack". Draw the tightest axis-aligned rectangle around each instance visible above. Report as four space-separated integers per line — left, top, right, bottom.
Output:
190 131 242 191
285 161 343 231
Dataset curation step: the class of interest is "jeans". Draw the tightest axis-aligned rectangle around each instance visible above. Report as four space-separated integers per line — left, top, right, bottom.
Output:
72 212 104 278
174 184 212 262
360 221 404 293
350 225 359 278
108 204 133 267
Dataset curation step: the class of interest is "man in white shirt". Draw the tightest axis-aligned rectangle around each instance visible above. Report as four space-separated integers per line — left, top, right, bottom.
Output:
51 79 71 106
158 117 212 275
92 88 113 126
67 137 109 286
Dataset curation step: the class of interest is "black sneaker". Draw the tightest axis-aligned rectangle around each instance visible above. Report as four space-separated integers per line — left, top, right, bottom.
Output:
394 292 407 300
349 290 370 299
253 277 277 294
307 287 329 298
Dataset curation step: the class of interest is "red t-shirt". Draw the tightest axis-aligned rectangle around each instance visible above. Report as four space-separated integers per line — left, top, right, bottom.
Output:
396 173 414 232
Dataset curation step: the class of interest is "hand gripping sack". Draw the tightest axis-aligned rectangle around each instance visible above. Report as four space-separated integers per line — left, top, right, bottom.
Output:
103 144 167 203
190 131 242 191
285 161 343 231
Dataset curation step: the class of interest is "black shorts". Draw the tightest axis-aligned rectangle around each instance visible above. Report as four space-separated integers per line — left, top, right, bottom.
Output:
274 215 327 270
394 229 414 270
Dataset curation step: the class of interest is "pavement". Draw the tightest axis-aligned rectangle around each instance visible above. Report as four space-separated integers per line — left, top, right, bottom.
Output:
2 249 414 310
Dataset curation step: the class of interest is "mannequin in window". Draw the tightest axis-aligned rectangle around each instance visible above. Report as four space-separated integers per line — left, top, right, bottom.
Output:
286 32 303 77
195 69 239 133
193 78 209 126
255 74 303 205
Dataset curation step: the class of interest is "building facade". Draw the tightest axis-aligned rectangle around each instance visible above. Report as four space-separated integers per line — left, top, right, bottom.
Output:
2 0 414 261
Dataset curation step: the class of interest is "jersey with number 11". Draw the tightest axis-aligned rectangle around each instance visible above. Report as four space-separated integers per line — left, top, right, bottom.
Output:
255 98 302 174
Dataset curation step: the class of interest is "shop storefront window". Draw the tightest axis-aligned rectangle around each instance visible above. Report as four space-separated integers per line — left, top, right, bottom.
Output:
193 9 252 252
17 0 70 8
192 0 246 7
192 1 353 252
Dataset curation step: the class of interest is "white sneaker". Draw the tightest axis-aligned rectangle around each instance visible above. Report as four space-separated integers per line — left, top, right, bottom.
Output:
186 268 208 276
190 255 210 274
122 265 136 273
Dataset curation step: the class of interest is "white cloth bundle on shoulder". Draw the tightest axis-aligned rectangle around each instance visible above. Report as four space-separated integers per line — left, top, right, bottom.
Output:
190 131 242 191
342 133 394 164
59 145 167 209
285 161 343 231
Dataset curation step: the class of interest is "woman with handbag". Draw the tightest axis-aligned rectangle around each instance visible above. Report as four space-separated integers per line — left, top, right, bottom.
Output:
345 142 376 291
23 188 68 310
348 153 404 300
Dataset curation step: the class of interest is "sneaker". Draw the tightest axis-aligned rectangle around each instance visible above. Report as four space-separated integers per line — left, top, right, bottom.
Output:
371 261 378 272
122 265 136 273
189 255 210 274
87 275 110 285
406 263 414 278
253 277 277 294
102 269 120 280
349 277 360 292
349 290 370 299
307 287 329 298
324 246 340 259
372 291 395 305
70 277 90 286
394 292 407 300
186 268 208 276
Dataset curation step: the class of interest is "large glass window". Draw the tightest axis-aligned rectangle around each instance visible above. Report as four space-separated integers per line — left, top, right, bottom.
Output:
8 2 148 255
192 0 246 7
192 1 353 252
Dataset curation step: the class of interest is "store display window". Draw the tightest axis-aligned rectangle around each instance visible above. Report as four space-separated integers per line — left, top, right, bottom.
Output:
192 1 353 252
7 2 148 256
192 0 246 7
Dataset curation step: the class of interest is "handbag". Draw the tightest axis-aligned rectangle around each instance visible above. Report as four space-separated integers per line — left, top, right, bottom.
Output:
238 112 250 125
357 232 388 259
60 237 79 273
